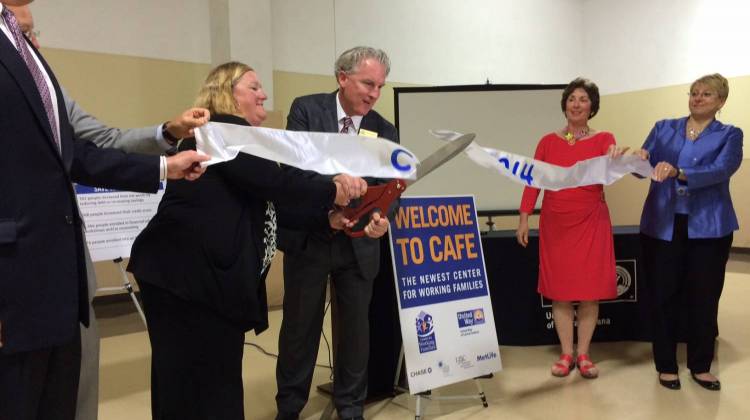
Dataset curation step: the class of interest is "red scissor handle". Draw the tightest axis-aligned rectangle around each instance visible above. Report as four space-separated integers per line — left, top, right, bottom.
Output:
342 179 407 238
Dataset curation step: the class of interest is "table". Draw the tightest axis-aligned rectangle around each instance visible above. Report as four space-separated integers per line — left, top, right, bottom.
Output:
483 226 654 345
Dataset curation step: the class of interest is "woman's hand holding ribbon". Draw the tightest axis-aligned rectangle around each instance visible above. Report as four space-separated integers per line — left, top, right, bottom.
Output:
333 174 368 206
652 161 678 182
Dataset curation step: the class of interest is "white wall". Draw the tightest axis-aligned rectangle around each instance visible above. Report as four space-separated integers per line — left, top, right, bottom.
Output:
583 0 750 94
31 0 750 100
32 0 212 64
209 0 231 65
271 0 584 85
33 0 276 109
271 0 336 76
228 0 275 109
334 0 583 85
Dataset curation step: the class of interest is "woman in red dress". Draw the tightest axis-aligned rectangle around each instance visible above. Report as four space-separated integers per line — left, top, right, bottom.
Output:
516 78 618 379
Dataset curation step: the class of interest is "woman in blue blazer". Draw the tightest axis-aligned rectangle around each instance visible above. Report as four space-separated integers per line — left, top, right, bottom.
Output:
638 73 742 391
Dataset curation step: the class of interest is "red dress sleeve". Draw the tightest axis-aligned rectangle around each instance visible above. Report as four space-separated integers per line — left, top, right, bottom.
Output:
600 131 616 154
519 135 547 213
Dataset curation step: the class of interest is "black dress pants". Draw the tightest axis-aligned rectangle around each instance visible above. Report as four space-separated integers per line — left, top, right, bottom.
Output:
641 214 732 374
138 282 246 420
276 234 374 419
0 329 81 420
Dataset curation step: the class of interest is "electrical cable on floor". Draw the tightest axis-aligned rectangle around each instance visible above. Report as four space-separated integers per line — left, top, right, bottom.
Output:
322 299 334 381
243 298 334 372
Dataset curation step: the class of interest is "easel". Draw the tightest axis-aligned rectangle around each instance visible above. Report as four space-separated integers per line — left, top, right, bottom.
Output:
96 257 147 328
392 347 489 420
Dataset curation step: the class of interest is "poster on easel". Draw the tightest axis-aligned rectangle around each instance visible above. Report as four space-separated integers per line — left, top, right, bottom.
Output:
74 183 165 262
389 195 501 394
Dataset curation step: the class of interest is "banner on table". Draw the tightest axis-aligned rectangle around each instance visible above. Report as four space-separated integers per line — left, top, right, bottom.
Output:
75 183 165 262
390 195 501 394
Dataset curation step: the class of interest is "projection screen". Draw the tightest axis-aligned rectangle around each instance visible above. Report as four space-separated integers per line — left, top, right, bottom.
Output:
394 84 567 212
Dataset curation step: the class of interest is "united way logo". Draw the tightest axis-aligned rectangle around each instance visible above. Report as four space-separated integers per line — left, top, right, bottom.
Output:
415 311 437 354
457 308 486 328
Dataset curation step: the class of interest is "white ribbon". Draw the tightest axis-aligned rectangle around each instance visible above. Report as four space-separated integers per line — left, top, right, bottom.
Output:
194 122 418 179
430 130 653 191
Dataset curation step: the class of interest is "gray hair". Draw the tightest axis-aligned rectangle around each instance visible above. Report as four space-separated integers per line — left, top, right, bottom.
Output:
334 46 391 77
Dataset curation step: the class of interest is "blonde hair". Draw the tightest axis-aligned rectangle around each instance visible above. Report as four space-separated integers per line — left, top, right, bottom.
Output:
194 62 254 115
690 73 729 101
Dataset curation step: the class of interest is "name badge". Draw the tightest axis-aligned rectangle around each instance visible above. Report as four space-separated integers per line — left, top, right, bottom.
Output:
359 128 378 138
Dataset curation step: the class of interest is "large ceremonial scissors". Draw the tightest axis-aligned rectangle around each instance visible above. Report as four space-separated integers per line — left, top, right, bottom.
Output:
343 133 475 237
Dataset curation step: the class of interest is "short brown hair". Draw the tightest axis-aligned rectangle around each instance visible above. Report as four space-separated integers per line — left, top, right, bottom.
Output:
560 77 600 119
194 61 254 115
690 73 729 101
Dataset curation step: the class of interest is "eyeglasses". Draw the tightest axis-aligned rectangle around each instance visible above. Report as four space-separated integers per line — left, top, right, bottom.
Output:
688 91 716 99
23 29 40 39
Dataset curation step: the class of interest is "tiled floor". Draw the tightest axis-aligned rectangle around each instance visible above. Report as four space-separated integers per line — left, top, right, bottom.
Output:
96 254 750 419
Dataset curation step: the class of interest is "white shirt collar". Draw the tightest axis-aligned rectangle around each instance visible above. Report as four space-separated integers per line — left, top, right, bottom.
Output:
0 5 15 47
0 5 62 147
335 92 363 134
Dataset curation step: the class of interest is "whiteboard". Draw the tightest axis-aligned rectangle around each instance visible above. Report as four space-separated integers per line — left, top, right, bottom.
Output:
395 85 566 212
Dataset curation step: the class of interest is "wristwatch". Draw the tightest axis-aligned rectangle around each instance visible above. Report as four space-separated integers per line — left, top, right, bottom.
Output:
677 167 685 178
161 122 180 146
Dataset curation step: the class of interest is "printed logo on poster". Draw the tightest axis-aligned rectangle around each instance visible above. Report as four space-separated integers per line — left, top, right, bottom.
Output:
476 351 499 362
455 354 475 370
409 366 433 378
457 308 486 328
415 311 437 354
437 360 451 377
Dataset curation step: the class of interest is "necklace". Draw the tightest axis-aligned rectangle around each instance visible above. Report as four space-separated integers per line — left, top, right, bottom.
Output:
686 125 703 141
563 127 589 145
686 119 709 141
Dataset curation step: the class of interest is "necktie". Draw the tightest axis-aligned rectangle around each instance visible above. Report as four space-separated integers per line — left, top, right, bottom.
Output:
340 116 354 134
2 7 60 153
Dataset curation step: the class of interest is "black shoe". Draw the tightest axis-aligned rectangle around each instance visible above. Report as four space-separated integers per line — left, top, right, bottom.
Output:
691 373 721 391
658 373 681 390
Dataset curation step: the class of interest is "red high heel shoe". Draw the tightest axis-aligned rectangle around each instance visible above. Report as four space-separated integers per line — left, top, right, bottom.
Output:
551 354 575 377
576 354 599 379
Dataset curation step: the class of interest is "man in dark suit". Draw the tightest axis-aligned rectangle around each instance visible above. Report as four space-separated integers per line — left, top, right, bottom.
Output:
275 46 395 420
0 2 207 419
6 6 213 419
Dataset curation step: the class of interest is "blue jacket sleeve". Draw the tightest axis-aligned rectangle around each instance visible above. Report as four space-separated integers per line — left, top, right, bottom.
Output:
683 127 743 190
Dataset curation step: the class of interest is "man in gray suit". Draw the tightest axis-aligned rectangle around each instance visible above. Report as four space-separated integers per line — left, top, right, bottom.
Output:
66 92 208 420
275 46 394 420
64 88 206 154
8 5 209 419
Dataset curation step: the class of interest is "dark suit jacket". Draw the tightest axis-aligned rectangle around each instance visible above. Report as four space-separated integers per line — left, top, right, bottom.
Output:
127 114 336 334
0 35 159 354
277 92 399 280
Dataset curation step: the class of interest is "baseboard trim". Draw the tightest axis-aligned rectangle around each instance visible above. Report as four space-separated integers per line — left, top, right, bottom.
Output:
93 291 141 307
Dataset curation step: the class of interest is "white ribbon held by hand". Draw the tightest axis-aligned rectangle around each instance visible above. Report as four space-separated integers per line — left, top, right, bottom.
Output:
194 122 418 179
430 130 653 191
